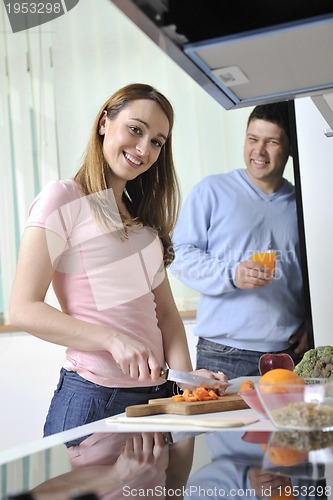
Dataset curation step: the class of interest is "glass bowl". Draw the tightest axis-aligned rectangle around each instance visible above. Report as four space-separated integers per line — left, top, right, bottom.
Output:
255 378 333 431
262 429 333 479
238 388 267 417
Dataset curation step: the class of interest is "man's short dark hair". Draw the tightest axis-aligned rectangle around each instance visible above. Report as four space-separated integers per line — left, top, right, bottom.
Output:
247 102 290 142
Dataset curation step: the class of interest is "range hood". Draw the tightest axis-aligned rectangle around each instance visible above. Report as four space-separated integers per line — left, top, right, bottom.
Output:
110 0 333 118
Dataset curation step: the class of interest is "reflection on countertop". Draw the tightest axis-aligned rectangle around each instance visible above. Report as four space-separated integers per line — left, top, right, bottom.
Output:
2 428 333 499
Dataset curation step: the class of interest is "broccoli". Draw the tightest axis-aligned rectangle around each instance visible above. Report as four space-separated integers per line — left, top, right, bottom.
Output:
294 345 333 379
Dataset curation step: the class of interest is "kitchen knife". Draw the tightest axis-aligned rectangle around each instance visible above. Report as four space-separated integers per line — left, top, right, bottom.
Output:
160 368 232 389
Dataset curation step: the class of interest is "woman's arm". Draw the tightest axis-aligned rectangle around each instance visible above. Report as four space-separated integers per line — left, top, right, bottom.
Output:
153 273 229 390
153 273 193 372
9 227 161 381
10 227 109 349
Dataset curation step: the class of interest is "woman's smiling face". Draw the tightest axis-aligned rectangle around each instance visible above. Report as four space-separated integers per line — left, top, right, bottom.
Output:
99 99 170 190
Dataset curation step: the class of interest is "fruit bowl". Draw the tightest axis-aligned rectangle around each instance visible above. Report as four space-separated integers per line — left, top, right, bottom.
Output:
262 429 333 479
238 388 267 417
256 378 333 430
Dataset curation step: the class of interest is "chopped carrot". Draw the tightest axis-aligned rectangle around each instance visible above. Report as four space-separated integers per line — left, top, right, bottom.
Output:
195 388 210 400
208 390 219 399
171 386 221 402
171 395 185 402
185 395 200 402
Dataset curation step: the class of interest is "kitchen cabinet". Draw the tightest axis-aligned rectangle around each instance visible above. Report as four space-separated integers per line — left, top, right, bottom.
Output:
110 0 333 109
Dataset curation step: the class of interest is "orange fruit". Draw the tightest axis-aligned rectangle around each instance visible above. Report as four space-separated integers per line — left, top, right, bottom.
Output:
266 446 307 466
239 379 255 392
259 368 304 394
259 368 301 385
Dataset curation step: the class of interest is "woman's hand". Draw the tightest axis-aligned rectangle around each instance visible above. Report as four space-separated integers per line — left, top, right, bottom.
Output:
32 432 168 498
178 368 229 396
114 432 167 482
108 331 161 381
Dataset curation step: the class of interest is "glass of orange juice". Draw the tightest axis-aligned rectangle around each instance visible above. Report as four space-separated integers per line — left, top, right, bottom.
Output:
251 250 276 276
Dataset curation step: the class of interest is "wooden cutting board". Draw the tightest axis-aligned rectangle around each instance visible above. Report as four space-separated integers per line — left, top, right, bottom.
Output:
125 392 249 417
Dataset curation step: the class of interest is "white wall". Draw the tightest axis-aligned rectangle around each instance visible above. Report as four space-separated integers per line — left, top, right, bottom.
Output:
295 97 333 347
0 333 65 451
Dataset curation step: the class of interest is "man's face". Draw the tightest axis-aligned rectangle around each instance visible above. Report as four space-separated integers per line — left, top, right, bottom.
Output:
244 118 291 192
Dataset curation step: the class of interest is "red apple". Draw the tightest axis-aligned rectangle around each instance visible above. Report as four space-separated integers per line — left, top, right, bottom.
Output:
242 431 271 444
258 353 294 375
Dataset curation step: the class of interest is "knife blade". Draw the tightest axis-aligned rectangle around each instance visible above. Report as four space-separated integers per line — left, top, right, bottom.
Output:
160 368 232 389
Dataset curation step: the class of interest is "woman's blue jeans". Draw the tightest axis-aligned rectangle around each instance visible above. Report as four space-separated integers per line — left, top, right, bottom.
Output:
196 337 303 380
44 368 172 444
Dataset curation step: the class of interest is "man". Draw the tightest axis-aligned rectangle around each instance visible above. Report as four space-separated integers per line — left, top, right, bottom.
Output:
171 102 308 379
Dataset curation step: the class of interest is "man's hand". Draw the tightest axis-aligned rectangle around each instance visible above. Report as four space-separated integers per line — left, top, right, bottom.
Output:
288 323 308 355
235 260 274 290
249 467 292 499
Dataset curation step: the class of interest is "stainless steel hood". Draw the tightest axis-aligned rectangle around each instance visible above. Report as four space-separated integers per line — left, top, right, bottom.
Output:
110 0 333 115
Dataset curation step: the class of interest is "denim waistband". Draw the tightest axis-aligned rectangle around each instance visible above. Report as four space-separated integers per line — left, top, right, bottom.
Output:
119 385 164 393
59 368 167 395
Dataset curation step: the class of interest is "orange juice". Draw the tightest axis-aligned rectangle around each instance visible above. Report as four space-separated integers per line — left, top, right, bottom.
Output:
251 251 276 276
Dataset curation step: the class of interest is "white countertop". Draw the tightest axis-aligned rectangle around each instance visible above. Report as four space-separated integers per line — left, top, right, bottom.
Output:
0 407 273 465
0 377 274 465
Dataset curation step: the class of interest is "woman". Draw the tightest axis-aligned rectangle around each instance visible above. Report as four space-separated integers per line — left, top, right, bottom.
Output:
10 83 226 435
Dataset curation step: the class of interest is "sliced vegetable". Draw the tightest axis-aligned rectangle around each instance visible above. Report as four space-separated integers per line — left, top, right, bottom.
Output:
171 394 185 402
193 387 210 400
208 390 219 399
171 387 220 402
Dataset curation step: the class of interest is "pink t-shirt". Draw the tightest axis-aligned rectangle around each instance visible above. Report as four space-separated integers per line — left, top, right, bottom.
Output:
26 179 166 387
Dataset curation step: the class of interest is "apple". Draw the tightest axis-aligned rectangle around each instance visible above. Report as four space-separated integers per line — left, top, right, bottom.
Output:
242 431 271 444
258 353 294 375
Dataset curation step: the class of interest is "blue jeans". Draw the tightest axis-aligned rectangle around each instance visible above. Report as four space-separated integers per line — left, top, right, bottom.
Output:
196 338 303 380
44 368 173 445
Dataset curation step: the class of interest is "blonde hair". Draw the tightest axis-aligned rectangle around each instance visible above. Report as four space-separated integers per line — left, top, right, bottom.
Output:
74 83 180 266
